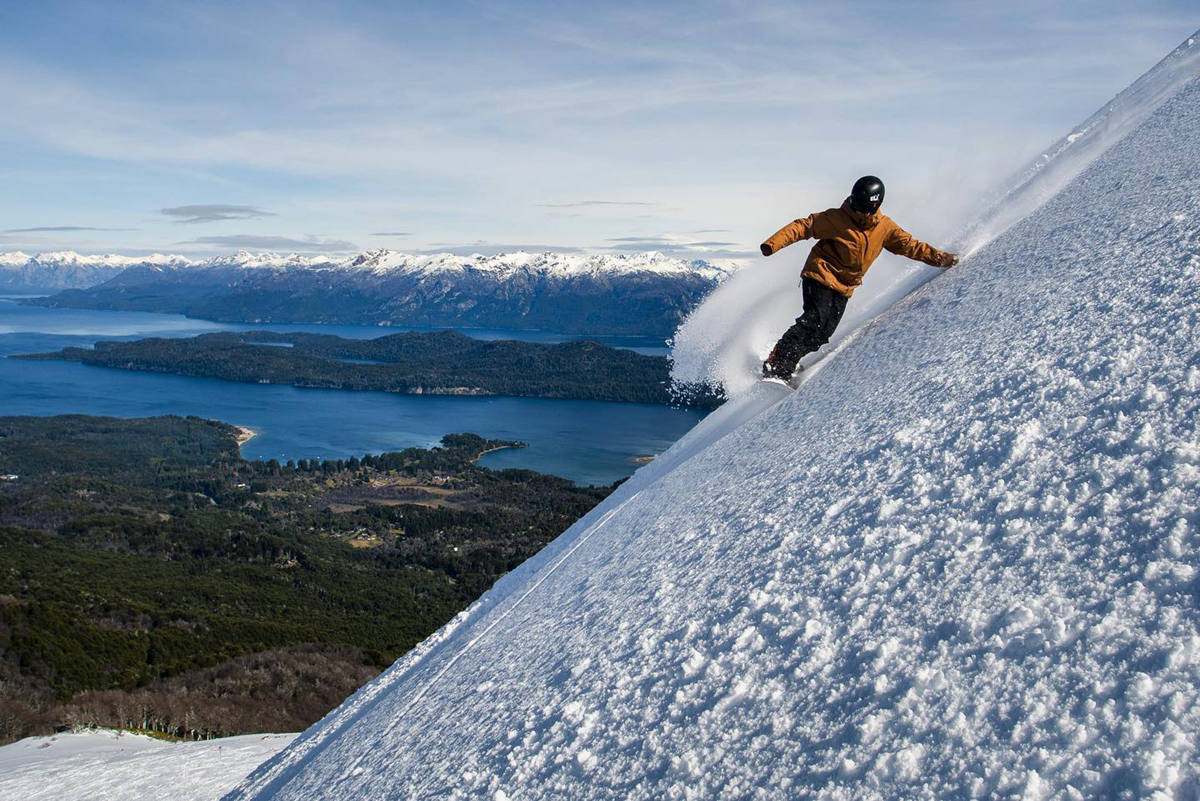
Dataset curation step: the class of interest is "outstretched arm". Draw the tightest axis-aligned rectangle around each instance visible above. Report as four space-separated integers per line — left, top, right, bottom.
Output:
884 224 958 268
761 211 833 256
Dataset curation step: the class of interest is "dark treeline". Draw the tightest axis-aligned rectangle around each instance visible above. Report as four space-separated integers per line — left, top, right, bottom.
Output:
0 415 613 744
16 330 724 408
54 646 379 741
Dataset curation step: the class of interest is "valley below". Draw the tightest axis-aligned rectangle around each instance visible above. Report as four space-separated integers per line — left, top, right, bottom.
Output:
0 416 614 744
0 298 711 751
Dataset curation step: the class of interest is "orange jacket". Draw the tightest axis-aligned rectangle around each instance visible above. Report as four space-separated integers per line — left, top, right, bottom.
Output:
762 198 954 297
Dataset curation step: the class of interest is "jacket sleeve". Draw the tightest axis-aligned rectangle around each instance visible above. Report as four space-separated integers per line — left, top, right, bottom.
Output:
762 210 836 254
884 223 953 267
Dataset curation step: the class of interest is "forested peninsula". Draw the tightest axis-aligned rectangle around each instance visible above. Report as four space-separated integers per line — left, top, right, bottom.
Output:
16 330 721 407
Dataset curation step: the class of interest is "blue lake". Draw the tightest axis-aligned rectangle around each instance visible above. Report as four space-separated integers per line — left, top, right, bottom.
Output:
0 297 703 486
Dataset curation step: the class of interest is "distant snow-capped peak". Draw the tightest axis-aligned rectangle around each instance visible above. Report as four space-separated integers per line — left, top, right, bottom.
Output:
0 251 195 291
203 250 338 270
341 249 729 281
0 251 194 268
0 249 732 281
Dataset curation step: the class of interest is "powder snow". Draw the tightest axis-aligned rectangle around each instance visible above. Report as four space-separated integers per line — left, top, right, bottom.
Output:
221 29 1200 801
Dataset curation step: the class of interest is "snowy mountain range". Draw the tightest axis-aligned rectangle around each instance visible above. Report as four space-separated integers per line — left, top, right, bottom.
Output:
0 251 190 293
18 250 728 337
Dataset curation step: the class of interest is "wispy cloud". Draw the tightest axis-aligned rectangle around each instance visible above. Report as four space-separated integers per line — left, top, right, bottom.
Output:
173 234 358 252
419 241 585 256
0 2 1191 257
370 231 411 236
161 205 276 224
535 200 656 208
606 236 668 244
600 234 753 260
3 225 134 232
606 235 737 247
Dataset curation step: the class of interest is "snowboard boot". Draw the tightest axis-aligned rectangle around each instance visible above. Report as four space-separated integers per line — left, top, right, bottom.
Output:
762 346 793 382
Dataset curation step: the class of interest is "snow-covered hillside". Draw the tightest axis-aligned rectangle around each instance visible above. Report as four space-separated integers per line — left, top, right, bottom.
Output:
0 730 295 801
957 29 1200 257
222 39 1200 801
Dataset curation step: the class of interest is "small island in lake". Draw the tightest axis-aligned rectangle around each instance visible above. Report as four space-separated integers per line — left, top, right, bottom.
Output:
14 330 722 408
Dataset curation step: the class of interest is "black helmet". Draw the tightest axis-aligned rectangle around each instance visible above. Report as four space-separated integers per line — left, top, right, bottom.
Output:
850 175 885 214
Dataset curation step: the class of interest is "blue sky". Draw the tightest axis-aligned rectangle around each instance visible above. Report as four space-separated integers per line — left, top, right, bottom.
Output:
0 0 1195 260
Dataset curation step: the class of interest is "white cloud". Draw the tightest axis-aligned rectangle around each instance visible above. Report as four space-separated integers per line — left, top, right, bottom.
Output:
0 1 1191 255
173 234 358 253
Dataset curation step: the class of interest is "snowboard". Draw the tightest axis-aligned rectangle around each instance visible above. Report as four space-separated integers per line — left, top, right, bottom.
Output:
758 367 804 390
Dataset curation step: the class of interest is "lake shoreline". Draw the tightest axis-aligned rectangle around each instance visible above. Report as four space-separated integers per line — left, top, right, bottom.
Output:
0 301 708 486
471 443 526 463
234 426 258 448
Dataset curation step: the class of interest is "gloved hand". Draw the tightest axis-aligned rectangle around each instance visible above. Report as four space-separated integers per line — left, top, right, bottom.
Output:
939 252 960 268
760 243 773 257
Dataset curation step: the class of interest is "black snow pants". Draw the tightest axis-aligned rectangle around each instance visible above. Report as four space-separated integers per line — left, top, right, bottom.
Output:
767 277 848 377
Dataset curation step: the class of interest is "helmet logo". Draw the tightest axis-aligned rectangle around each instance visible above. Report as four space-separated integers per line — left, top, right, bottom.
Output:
850 176 885 214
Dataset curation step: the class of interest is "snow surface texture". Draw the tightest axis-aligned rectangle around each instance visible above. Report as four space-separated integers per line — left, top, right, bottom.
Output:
226 48 1200 801
0 730 295 801
670 28 1200 398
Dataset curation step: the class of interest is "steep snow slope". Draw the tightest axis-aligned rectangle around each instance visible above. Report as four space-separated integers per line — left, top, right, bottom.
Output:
226 60 1200 801
0 730 295 801
670 30 1200 397
957 30 1200 257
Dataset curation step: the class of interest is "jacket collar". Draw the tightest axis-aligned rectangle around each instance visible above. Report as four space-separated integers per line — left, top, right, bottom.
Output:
842 197 881 230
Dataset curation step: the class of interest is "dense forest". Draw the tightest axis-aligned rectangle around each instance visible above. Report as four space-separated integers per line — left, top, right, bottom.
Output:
0 415 613 744
16 330 723 407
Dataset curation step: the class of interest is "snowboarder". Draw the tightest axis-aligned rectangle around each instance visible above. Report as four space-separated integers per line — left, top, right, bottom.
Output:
760 175 959 381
